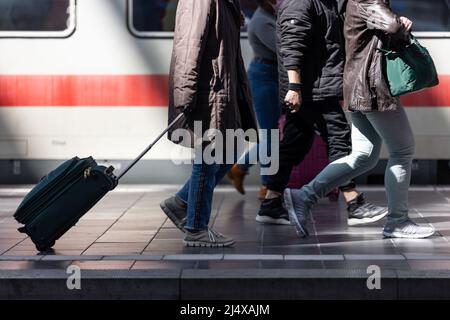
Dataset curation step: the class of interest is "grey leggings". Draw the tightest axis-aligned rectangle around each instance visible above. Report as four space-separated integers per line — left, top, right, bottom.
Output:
299 107 415 223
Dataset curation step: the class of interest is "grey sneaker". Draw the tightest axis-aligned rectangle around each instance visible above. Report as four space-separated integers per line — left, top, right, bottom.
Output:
160 196 187 232
183 228 235 247
383 219 435 239
283 188 310 238
347 193 388 226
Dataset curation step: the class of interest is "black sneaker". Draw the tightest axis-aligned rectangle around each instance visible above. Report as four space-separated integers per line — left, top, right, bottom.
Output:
160 196 187 232
256 197 291 225
347 193 388 226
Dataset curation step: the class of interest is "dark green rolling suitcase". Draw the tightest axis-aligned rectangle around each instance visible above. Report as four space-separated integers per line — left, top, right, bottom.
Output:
14 112 185 251
14 157 117 251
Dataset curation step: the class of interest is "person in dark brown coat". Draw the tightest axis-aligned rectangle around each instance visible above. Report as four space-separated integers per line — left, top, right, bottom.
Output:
160 0 258 247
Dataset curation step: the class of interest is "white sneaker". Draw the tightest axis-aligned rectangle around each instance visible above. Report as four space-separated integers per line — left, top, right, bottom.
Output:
383 219 435 239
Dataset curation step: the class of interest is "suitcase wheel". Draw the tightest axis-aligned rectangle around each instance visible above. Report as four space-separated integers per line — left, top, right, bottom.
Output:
18 226 28 234
35 240 55 252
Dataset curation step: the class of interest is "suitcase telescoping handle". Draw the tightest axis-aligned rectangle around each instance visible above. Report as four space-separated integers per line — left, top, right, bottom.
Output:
117 110 186 181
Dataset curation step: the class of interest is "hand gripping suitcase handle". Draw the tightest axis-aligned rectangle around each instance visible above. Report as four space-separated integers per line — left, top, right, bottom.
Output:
117 110 186 181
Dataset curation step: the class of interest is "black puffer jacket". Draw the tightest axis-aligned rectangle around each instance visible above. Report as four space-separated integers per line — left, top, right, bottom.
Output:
277 0 345 102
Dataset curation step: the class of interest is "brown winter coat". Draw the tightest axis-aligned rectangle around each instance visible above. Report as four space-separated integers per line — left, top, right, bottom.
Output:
167 0 258 147
343 0 409 112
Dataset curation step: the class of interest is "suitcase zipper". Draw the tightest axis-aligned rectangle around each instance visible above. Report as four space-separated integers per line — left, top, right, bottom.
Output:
83 167 92 179
25 162 94 217
24 163 116 229
32 167 114 244
14 157 80 222
18 158 96 223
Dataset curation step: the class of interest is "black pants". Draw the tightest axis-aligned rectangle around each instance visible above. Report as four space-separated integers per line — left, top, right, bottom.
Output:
267 99 356 193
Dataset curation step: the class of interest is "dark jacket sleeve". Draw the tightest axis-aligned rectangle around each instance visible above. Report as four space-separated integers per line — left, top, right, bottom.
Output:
278 0 314 71
172 0 214 110
356 0 408 39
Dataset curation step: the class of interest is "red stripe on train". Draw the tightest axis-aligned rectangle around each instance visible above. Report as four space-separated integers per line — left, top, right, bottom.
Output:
0 75 170 107
0 74 449 107
400 75 450 107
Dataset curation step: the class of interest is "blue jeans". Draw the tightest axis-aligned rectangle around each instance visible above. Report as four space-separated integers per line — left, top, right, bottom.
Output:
299 107 415 223
176 163 233 231
237 61 280 185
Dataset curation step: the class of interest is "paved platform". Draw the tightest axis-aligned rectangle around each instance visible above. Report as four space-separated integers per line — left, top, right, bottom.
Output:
1 185 450 299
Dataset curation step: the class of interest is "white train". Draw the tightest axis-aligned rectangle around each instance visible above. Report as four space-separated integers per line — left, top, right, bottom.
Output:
0 0 449 183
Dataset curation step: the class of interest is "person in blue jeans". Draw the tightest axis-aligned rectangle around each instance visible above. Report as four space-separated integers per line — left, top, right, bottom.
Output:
160 0 258 248
227 0 281 200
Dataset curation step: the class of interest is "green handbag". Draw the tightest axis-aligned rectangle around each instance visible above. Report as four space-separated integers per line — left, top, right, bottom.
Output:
378 35 439 97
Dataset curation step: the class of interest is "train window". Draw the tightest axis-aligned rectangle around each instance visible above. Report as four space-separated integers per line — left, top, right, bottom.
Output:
129 0 179 36
128 0 258 37
391 0 450 32
0 0 76 38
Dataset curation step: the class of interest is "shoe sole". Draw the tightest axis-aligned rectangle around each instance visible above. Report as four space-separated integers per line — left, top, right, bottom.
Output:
255 215 292 225
183 239 235 248
383 229 435 239
348 210 389 226
283 190 309 238
160 201 186 233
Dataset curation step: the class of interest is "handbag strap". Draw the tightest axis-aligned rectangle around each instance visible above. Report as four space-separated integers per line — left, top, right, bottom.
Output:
376 47 396 58
377 47 392 54
377 33 414 57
